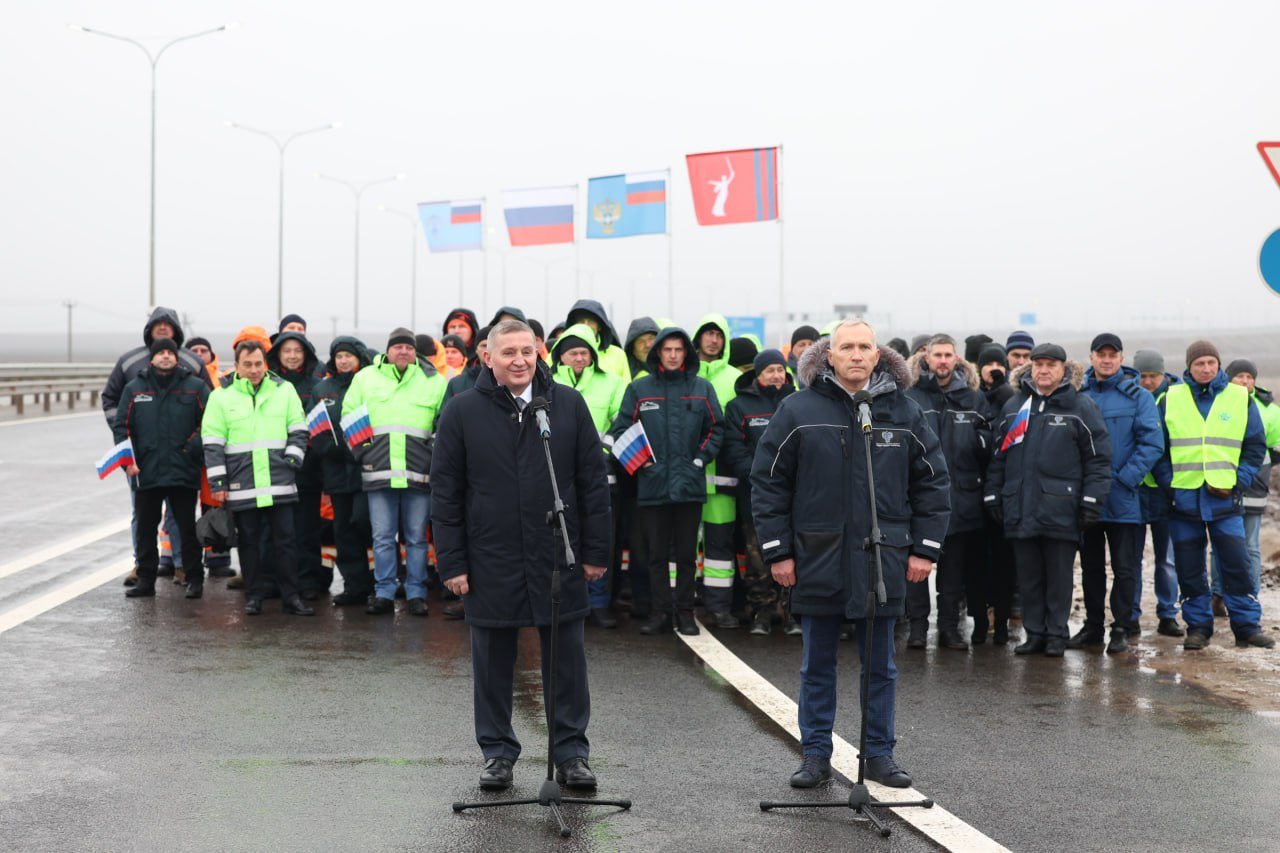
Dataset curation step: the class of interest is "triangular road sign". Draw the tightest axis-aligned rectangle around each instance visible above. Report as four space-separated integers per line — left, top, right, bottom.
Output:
1258 142 1280 188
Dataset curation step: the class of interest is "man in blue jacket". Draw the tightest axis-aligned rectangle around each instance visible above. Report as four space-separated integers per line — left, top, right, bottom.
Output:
1070 334 1164 654
1153 341 1273 650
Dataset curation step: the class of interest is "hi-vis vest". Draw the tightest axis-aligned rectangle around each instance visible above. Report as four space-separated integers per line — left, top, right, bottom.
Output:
1164 382 1249 490
1142 387 1169 488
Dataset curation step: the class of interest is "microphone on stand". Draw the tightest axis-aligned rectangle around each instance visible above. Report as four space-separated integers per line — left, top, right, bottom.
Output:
852 390 874 434
531 396 552 439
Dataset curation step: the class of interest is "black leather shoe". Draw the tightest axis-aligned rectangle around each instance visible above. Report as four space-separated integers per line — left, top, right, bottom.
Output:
125 583 156 598
1106 628 1129 654
789 755 832 788
283 595 315 616
938 628 969 651
588 608 618 629
156 562 175 578
332 591 369 606
1184 631 1211 650
1236 632 1276 649
710 611 740 629
555 757 597 790
185 583 203 599
407 598 429 617
366 597 394 615
865 755 912 788
1044 638 1066 657
906 620 927 649
640 613 672 635
245 598 262 616
1015 636 1046 655
479 757 514 790
1066 626 1104 649
676 611 700 636
1157 618 1185 637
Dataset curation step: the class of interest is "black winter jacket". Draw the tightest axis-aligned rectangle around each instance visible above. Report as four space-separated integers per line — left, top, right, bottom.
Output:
608 327 723 507
430 362 612 628
267 331 325 491
112 364 210 490
101 306 212 429
720 368 795 512
984 362 1113 541
905 355 993 534
751 341 951 619
312 336 372 494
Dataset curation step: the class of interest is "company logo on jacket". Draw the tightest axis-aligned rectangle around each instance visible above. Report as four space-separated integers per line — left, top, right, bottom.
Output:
640 401 661 412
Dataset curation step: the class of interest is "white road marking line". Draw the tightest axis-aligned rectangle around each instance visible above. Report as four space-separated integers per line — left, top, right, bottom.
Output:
678 622 1011 853
0 517 131 581
0 557 132 636
0 411 100 428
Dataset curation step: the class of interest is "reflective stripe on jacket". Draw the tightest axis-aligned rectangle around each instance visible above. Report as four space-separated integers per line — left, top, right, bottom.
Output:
342 355 446 491
202 373 307 510
1164 382 1248 490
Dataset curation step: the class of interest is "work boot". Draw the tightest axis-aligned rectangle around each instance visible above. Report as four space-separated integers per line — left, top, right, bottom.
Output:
750 614 772 636
156 560 175 578
783 617 802 636
185 582 203 599
174 568 186 585
789 755 832 788
864 755 912 788
366 597 394 615
407 598 428 617
1157 618 1185 637
676 611 700 636
1212 595 1228 618
1106 628 1129 654
1015 636 1047 655
1066 626 1104 650
588 608 618 629
244 598 262 616
938 628 969 651
710 611 739 629
1044 637 1066 657
125 581 156 598
1236 632 1276 649
639 613 672 635
227 573 245 590
123 567 139 587
1183 631 1211 650
906 620 927 649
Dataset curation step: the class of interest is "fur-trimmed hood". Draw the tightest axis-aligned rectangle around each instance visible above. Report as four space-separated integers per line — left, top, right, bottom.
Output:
1010 360 1086 395
797 337 911 399
906 351 980 391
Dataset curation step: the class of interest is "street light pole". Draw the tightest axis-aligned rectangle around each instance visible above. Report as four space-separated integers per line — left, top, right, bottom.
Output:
71 23 233 308
62 300 77 362
227 121 338 318
317 172 406 330
379 207 419 330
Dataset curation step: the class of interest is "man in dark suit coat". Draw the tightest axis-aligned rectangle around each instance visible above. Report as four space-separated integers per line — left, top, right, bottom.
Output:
431 319 612 792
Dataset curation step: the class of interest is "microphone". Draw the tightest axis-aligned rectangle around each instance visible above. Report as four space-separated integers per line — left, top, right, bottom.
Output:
531 396 552 439
852 390 874 434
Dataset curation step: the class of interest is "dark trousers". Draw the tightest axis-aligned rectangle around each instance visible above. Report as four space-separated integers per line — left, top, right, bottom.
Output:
294 489 326 594
985 518 1016 626
470 619 590 766
235 505 299 600
135 488 201 585
331 492 373 596
638 502 703 615
799 614 897 760
906 529 983 633
1080 522 1142 633
1172 514 1261 639
624 493 651 614
1011 537 1077 641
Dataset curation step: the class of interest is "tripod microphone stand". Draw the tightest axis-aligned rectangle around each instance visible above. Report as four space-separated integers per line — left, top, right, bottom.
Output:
759 390 933 838
452 397 631 838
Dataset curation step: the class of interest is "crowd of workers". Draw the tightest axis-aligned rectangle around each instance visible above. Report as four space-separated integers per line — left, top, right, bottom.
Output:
99 301 1278 653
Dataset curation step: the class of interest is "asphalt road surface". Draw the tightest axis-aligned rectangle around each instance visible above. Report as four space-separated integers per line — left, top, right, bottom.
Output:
2 412 1278 852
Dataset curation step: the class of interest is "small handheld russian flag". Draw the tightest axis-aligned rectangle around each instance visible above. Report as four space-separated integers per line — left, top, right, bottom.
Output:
95 439 135 479
340 405 374 450
998 397 1033 454
307 401 335 441
615 421 655 475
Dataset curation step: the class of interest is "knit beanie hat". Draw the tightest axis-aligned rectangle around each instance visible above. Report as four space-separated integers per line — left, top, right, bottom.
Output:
886 338 909 359
753 348 787 373
150 338 179 357
977 342 1008 370
1006 330 1035 352
187 336 212 351
729 337 759 368
1185 340 1220 368
278 313 306 332
440 334 467 353
553 334 592 361
387 327 416 350
964 333 993 364
331 339 362 359
790 325 820 347
1225 358 1258 379
910 334 931 353
415 334 438 356
1132 350 1165 374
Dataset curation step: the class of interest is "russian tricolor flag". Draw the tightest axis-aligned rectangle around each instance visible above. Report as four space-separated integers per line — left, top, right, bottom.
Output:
307 401 335 441
615 421 655 475
586 170 668 239
502 185 575 246
341 405 374 450
998 397 1033 454
96 439 135 479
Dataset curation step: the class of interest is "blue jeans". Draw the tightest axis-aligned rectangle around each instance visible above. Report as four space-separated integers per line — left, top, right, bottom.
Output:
1172 514 1261 638
799 614 897 760
368 488 430 602
1210 512 1262 598
1133 519 1179 622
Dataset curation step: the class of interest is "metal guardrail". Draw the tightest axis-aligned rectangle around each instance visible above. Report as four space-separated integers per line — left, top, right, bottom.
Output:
0 364 112 416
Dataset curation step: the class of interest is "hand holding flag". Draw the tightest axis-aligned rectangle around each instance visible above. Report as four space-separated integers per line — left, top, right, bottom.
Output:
615 421 655 475
96 439 135 479
307 401 337 442
341 405 374 450
998 397 1033 454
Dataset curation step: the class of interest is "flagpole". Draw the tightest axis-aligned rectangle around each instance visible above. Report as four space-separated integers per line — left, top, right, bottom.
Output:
481 196 489 320
667 166 674 319
777 143 785 313
458 254 464 306
574 182 581 303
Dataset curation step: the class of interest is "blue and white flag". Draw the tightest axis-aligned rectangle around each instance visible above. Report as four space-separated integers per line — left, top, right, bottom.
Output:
586 171 667 239
418 199 483 252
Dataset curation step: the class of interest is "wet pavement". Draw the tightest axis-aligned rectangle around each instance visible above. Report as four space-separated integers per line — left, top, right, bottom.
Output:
3 413 1280 851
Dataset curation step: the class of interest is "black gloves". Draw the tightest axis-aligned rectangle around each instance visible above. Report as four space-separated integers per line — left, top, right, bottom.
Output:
985 500 1003 525
1077 504 1101 530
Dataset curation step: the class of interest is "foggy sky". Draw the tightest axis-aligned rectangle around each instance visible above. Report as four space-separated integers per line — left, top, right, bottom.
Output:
3 1 1280 341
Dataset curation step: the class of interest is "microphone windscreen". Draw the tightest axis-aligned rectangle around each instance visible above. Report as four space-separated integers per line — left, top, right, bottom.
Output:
530 396 549 411
852 390 874 406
